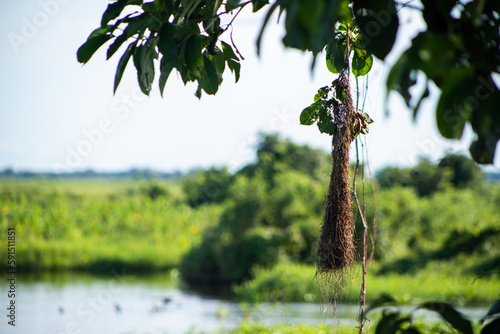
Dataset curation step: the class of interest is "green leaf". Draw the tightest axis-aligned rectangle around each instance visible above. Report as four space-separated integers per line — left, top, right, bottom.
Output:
133 39 158 95
481 300 500 324
375 310 411 334
436 68 475 139
481 318 500 334
334 83 346 102
256 2 279 55
101 0 142 27
227 59 241 83
366 293 397 314
251 0 268 12
114 42 136 94
300 103 320 125
184 34 203 78
325 40 348 74
469 90 500 164
352 51 373 77
77 27 113 64
159 56 174 97
353 0 399 60
107 14 150 59
386 54 416 107
418 301 473 334
469 137 497 165
225 0 241 11
297 0 324 33
179 0 203 20
142 1 159 15
158 23 182 68
317 103 335 135
412 81 429 119
362 111 374 124
221 41 238 61
200 53 219 94
211 49 226 79
314 86 330 102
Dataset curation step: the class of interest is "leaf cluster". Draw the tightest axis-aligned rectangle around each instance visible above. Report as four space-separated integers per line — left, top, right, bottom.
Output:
299 80 373 138
78 0 500 165
386 1 500 163
325 22 373 77
77 0 253 97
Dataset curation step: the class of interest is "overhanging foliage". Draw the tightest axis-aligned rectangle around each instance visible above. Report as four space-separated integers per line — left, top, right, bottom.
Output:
77 0 500 164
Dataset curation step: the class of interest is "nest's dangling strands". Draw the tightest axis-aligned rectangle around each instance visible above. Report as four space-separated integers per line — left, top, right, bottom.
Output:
316 72 356 275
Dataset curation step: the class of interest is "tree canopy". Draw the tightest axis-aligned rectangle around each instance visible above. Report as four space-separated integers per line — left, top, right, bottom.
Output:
78 0 500 164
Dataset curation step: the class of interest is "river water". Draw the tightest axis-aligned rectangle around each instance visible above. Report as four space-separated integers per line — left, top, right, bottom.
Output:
0 272 359 334
0 272 488 334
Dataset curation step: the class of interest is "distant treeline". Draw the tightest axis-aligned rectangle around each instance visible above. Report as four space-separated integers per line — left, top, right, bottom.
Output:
0 168 184 180
0 160 500 186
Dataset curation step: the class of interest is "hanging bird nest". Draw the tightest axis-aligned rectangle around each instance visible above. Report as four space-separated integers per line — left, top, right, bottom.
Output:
316 72 357 275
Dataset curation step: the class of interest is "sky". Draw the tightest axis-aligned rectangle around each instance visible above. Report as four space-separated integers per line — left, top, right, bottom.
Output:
1 0 498 174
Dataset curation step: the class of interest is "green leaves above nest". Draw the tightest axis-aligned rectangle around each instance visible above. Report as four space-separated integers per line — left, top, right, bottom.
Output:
300 81 373 139
325 23 373 77
77 0 245 97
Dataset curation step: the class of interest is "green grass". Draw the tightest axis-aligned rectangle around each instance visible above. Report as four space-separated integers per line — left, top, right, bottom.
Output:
0 179 222 273
235 262 500 305
226 322 358 334
186 320 481 334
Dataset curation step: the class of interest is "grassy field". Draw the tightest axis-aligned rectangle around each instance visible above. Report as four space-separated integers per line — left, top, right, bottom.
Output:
0 178 498 307
0 179 222 273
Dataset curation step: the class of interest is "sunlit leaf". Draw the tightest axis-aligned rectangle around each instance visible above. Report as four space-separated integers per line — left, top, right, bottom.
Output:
325 40 348 74
352 51 373 77
300 102 321 126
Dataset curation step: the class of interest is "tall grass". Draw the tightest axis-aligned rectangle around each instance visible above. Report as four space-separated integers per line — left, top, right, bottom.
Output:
0 179 223 273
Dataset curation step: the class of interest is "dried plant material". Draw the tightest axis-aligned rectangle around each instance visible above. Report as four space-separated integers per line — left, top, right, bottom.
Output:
316 73 356 274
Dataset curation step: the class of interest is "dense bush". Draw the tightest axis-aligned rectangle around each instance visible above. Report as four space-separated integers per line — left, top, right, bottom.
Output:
377 154 485 196
180 171 325 283
182 167 233 207
238 134 330 184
